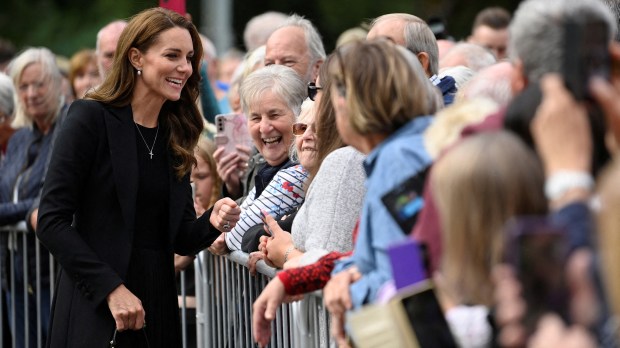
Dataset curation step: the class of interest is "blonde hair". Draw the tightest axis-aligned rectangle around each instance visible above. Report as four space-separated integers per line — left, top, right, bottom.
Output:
597 159 620 319
432 131 547 305
194 134 222 208
68 49 98 97
424 98 499 159
330 40 439 136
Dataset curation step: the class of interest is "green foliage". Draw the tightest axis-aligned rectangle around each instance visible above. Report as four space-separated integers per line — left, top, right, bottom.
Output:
1 0 522 58
1 0 150 57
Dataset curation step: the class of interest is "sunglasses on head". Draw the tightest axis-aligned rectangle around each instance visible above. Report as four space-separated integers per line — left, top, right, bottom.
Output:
292 122 316 136
307 82 323 101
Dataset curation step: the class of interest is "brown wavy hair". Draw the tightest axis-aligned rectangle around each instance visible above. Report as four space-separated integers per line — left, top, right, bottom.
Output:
312 53 344 178
87 7 204 179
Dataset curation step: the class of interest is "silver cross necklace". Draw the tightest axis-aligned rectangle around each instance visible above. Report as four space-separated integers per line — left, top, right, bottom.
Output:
134 121 159 159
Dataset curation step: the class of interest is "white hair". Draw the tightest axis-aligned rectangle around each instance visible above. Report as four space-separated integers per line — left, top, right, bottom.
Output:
96 20 127 54
0 72 15 119
8 47 63 128
243 11 289 52
371 13 440 75
440 43 496 72
439 65 476 90
278 14 326 64
510 0 617 83
199 34 217 60
457 62 514 107
239 64 306 118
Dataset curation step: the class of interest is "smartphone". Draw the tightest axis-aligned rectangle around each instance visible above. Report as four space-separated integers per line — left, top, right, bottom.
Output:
214 113 252 158
504 216 570 334
348 280 456 348
398 280 458 348
381 167 429 235
159 0 186 15
563 18 610 101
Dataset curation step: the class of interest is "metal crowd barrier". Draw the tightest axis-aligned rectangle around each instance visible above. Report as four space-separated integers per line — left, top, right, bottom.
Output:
194 250 331 348
0 222 331 348
0 221 54 348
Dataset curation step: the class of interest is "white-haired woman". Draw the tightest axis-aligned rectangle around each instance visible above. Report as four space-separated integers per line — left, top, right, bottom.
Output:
209 64 310 253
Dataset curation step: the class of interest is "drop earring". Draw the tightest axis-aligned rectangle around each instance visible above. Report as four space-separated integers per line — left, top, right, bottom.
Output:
137 69 142 76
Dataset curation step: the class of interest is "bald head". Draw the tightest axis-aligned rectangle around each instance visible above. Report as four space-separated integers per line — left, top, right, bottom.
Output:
96 20 127 80
367 13 439 76
367 17 409 46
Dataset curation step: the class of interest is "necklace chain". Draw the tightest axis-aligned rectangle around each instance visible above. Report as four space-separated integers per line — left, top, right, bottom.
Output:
134 121 159 159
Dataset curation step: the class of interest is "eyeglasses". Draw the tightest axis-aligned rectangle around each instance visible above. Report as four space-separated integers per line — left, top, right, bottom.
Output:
307 82 323 101
292 122 316 136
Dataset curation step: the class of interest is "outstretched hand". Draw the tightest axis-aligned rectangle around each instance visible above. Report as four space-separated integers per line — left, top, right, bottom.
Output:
210 198 241 232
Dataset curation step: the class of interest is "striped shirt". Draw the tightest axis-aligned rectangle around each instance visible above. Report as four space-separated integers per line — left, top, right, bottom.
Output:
225 164 309 251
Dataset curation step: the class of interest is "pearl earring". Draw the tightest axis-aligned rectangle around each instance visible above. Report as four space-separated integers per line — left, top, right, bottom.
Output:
137 69 142 76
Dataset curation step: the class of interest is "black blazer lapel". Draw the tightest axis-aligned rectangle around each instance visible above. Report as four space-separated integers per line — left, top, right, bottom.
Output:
104 105 138 232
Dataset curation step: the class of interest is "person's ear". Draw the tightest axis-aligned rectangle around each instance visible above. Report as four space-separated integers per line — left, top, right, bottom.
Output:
128 47 143 71
416 52 431 76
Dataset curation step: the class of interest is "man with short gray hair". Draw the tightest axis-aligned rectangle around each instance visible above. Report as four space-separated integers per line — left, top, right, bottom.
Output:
264 14 326 84
96 20 127 80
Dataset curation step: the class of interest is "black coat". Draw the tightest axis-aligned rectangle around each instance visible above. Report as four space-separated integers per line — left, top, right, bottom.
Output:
37 99 218 348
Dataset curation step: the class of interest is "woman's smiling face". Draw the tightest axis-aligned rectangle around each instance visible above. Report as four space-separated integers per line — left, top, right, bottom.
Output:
133 26 194 102
247 89 296 166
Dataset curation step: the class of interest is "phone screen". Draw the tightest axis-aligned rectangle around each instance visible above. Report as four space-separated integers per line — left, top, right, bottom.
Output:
400 283 457 347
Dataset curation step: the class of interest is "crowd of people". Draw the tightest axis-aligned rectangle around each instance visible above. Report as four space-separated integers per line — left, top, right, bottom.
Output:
1 0 620 347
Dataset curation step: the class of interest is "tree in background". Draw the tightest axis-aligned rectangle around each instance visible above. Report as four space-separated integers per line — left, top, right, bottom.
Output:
0 0 521 59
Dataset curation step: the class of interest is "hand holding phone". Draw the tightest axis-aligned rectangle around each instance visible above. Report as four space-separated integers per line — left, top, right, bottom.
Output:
214 113 253 158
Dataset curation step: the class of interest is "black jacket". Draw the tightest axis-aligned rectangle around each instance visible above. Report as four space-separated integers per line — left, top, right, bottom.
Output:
37 99 219 347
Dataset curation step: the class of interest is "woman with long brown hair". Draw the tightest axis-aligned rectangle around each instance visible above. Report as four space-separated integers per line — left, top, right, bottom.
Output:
36 8 234 347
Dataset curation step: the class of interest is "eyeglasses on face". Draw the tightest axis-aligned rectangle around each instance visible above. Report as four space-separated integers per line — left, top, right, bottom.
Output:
307 82 323 101
292 122 316 136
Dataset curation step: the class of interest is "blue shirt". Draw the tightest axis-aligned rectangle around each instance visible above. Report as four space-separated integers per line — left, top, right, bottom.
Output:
332 115 433 309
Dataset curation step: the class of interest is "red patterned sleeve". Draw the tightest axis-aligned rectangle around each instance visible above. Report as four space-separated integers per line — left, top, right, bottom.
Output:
277 251 352 295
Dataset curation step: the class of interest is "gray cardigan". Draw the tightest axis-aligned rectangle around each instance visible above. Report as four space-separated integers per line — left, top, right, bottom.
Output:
291 146 367 266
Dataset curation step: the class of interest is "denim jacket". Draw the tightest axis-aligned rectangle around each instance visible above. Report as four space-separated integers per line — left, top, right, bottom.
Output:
332 115 434 309
0 113 63 289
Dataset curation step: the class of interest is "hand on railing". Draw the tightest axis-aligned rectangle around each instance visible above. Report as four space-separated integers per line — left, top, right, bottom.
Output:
323 267 360 315
174 254 195 274
207 233 229 255
247 251 268 276
330 312 352 348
